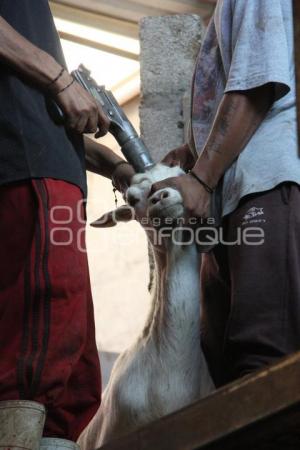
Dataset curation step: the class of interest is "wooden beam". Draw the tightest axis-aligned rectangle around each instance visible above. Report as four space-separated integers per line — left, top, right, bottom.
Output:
129 0 214 15
51 0 215 24
98 353 300 450
294 0 300 153
51 0 161 23
49 2 139 38
58 31 139 61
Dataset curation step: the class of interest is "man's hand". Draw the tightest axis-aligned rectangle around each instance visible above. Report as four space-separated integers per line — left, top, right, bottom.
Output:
112 163 135 194
162 144 196 172
84 136 135 191
0 16 110 137
51 71 110 136
150 173 212 224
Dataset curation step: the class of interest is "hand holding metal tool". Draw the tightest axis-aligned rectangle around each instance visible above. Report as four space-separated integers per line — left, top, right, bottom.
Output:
48 64 155 173
73 65 155 173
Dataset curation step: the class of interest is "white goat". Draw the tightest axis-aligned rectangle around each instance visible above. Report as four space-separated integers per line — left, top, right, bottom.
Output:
78 164 214 449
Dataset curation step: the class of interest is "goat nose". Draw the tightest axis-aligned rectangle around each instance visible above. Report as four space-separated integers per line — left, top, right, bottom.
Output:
127 193 139 207
151 196 159 205
151 190 169 205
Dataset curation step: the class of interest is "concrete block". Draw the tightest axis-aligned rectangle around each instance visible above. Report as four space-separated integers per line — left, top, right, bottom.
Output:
140 15 204 96
139 14 204 161
140 94 185 160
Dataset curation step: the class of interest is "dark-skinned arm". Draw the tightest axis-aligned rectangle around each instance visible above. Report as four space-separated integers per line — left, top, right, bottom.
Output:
0 16 109 135
192 83 275 189
151 83 275 220
84 136 135 193
0 16 63 88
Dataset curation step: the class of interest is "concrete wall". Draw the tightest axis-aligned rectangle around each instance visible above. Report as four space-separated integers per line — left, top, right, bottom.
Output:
139 14 204 161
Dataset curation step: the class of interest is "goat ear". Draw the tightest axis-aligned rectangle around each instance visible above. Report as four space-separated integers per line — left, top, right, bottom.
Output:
90 205 135 228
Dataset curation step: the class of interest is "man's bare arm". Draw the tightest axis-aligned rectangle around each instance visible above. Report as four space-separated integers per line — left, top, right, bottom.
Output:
0 16 67 89
0 16 109 134
84 136 134 192
150 83 275 220
84 136 123 179
192 83 274 188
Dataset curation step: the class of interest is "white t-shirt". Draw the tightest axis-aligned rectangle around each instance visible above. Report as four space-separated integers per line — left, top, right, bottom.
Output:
191 0 299 216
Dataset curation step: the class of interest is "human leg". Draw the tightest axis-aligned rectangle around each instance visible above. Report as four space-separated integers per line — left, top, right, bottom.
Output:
224 183 300 381
0 179 101 440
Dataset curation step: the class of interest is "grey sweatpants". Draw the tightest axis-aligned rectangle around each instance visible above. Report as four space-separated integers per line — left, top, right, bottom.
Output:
200 183 300 387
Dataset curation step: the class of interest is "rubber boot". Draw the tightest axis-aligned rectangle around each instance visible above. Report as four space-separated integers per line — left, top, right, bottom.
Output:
0 400 46 450
40 438 80 450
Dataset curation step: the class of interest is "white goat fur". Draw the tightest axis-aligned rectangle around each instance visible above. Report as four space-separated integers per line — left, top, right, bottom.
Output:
78 164 214 448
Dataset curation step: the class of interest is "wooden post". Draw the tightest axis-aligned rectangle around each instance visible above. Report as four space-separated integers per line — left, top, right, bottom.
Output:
294 0 300 149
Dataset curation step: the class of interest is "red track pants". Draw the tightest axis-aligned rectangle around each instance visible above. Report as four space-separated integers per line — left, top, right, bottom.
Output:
0 178 101 440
